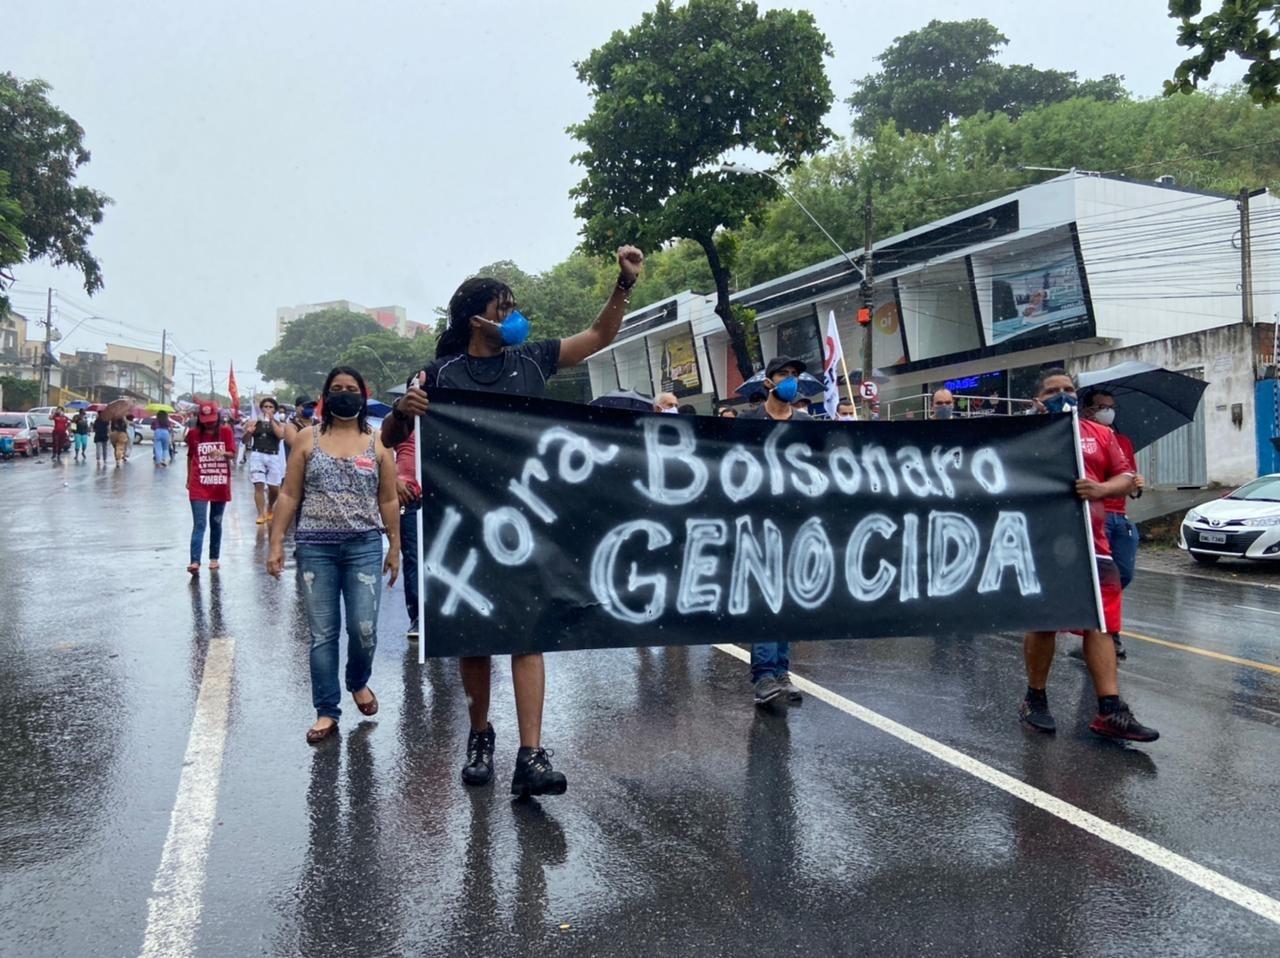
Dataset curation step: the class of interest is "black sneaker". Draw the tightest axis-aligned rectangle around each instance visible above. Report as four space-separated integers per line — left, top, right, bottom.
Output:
1019 694 1057 733
406 619 419 642
461 724 495 786
511 747 567 798
1111 633 1127 660
777 672 803 703
753 675 785 706
1090 702 1159 743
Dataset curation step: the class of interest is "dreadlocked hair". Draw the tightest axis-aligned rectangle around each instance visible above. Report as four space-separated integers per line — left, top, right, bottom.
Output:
436 277 515 359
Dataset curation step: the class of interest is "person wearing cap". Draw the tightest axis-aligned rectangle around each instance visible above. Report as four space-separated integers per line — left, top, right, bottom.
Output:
186 401 237 574
284 394 316 457
739 356 811 706
243 396 286 525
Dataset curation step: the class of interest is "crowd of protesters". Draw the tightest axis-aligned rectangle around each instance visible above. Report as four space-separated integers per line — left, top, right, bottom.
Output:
141 239 1161 796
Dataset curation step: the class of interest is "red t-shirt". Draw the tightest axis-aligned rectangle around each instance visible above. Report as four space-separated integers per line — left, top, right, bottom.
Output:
1079 418 1131 558
186 425 237 502
1102 431 1136 515
394 433 421 499
52 414 70 435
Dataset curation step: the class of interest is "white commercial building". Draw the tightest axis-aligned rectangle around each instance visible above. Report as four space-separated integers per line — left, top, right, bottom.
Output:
589 173 1280 488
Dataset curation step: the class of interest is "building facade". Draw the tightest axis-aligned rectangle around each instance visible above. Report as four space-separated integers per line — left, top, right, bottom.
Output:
588 173 1280 487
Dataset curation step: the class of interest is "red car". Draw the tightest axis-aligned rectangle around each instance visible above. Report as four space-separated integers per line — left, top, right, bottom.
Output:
28 413 57 452
0 412 41 456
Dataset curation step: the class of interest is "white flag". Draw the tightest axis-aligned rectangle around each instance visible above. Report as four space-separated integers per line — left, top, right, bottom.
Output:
822 310 848 420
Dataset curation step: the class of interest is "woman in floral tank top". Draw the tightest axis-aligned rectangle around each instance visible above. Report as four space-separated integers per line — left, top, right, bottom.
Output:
266 366 401 745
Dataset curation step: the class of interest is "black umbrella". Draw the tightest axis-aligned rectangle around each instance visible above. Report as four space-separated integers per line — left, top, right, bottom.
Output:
735 370 826 400
589 389 656 412
1076 361 1208 453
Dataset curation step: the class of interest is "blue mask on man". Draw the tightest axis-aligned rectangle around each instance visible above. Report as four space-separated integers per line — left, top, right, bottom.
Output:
500 310 531 346
772 376 799 403
1043 393 1078 414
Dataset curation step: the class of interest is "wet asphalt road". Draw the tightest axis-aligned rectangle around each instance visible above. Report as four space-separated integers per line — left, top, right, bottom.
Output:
1 456 1278 957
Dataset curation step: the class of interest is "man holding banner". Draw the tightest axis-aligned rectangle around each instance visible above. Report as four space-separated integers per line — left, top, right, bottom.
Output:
735 356 811 705
1019 369 1159 743
383 244 645 798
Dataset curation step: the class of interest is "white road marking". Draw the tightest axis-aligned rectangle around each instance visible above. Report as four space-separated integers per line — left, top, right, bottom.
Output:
139 638 235 958
1238 605 1280 617
714 643 1280 928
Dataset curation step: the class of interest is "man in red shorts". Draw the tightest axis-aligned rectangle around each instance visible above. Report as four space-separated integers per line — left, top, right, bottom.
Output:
1019 368 1159 742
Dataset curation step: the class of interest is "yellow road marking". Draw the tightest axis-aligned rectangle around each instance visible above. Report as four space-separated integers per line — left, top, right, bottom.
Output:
1121 630 1280 675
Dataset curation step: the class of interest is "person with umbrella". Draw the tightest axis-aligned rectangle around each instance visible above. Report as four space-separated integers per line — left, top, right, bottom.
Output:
1081 388 1144 659
71 408 90 461
109 415 131 467
1018 368 1159 743
153 410 173 467
739 356 812 706
381 243 644 798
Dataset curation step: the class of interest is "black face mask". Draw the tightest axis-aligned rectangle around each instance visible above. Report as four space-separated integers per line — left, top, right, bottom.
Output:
326 391 364 420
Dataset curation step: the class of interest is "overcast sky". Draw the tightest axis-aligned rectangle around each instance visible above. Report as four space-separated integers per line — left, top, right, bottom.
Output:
6 0 1244 391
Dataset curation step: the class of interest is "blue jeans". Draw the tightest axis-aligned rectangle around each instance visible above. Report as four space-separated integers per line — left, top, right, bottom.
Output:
751 642 790 683
1106 512 1139 589
400 504 419 623
297 535 384 721
190 500 226 564
154 429 171 463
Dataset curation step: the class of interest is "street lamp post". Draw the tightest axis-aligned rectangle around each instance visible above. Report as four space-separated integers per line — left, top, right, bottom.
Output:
350 344 398 389
721 161 874 387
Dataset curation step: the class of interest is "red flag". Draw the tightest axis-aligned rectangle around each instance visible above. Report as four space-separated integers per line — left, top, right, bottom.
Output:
228 362 240 414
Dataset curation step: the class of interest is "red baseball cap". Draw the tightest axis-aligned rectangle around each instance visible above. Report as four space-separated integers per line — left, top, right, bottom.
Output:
197 402 218 424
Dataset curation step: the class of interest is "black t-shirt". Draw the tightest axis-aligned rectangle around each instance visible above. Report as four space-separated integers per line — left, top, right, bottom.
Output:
740 405 813 422
92 418 110 441
422 340 561 398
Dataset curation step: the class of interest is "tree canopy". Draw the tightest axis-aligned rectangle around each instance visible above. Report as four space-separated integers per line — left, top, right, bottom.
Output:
848 19 1127 137
569 0 833 378
256 308 385 396
1166 1 1279 104
0 73 111 295
0 172 27 314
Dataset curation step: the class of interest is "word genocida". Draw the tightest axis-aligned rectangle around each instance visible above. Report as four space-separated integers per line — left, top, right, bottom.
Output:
425 417 1044 624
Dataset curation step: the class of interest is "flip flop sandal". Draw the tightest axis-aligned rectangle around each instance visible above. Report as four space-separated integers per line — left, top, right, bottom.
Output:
306 721 339 745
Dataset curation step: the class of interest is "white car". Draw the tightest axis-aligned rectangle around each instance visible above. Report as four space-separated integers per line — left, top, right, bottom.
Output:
1179 473 1280 564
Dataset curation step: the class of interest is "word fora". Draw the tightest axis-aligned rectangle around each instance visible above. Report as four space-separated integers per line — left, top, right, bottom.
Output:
424 419 1034 622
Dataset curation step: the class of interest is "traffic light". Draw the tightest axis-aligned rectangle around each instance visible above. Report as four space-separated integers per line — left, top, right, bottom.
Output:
857 307 872 326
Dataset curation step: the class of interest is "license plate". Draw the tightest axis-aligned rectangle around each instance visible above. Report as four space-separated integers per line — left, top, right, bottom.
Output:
1199 531 1227 544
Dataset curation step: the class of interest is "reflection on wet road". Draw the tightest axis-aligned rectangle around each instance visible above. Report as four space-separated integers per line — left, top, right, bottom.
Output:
0 460 1277 955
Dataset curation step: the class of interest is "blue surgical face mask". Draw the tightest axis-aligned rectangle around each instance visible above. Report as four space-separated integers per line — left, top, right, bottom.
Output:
1042 392 1078 414
499 310 530 346
772 376 799 403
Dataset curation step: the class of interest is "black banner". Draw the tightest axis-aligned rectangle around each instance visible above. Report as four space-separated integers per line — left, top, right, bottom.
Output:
417 390 1099 658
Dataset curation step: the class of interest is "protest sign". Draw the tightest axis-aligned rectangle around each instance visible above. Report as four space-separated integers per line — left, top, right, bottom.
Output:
417 390 1098 658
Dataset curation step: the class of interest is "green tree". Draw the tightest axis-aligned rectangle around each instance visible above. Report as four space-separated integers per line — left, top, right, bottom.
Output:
256 308 382 396
0 73 112 294
336 329 437 396
737 88 1280 286
1166 1 1279 104
0 375 40 410
848 19 1126 137
0 171 28 313
570 0 833 379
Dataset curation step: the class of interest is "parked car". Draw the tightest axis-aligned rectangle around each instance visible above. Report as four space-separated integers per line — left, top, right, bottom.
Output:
1178 473 1280 564
27 406 56 419
0 412 41 456
28 413 54 451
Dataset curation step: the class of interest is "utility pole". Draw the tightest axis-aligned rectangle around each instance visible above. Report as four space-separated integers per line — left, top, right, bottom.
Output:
860 184 875 385
190 372 197 399
159 330 167 404
41 287 53 406
1240 188 1254 328
209 360 215 400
